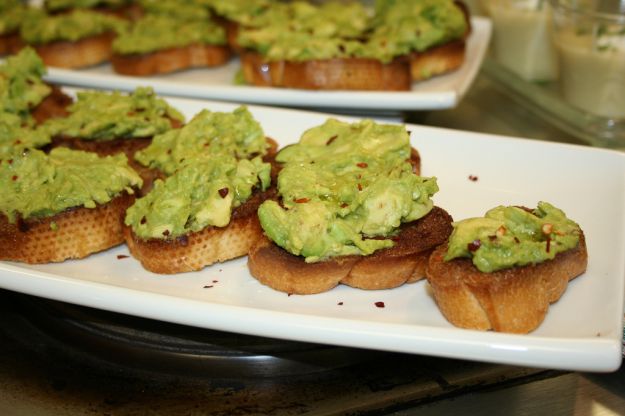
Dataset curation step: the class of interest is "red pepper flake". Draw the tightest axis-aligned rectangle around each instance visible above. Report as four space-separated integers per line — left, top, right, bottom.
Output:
514 237 520 243
374 301 385 308
14 140 21 145
356 162 368 168
11 175 18 181
162 229 170 236
340 203 348 208
337 301 344 306
127 111 135 116
468 175 479 182
357 183 363 191
166 149 172 155
7 159 12 164
467 239 481 252
326 135 338 145
203 285 214 289
140 216 147 225
294 197 310 203
218 188 229 198
488 235 497 241
116 255 129 260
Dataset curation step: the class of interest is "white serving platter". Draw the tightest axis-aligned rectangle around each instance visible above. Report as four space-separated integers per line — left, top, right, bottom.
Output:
39 17 491 111
1 94 624 372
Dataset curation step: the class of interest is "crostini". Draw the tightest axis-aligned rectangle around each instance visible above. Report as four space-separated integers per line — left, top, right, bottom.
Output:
426 202 588 333
247 118 453 294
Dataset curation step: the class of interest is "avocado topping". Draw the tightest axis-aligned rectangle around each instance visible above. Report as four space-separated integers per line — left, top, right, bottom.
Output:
444 202 582 273
112 13 225 55
258 118 438 263
45 0 131 12
0 147 142 223
0 112 51 158
0 47 51 120
237 0 467 63
20 9 127 44
135 106 267 176
125 155 270 239
0 0 29 35
43 87 184 141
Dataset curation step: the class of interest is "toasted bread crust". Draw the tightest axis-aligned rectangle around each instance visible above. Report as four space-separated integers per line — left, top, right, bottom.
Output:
124 188 276 274
426 233 588 333
248 206 453 294
31 85 73 125
409 39 466 81
240 52 412 91
0 192 135 263
111 43 231 76
30 31 116 68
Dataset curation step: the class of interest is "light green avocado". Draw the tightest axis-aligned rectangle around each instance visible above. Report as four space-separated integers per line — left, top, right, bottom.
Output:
237 1 371 62
0 47 51 119
0 112 51 158
112 14 225 55
45 0 130 12
368 0 468 61
0 1 29 35
0 147 142 223
20 8 127 44
43 87 184 141
207 0 275 25
238 0 466 63
258 118 438 263
444 202 582 273
139 0 213 20
125 155 270 239
135 106 267 176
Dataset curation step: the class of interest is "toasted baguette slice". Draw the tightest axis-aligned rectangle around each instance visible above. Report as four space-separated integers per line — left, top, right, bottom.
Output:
124 188 276 274
248 206 453 295
0 192 135 264
409 39 466 82
31 85 73 125
240 51 411 91
426 233 588 334
111 43 231 76
29 31 116 69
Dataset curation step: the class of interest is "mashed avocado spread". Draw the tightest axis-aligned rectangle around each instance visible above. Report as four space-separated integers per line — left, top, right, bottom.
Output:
125 155 270 239
444 202 582 273
237 0 466 63
135 106 267 176
0 112 50 158
20 9 127 44
43 87 184 141
207 0 275 26
0 0 29 35
0 147 142 223
258 118 438 263
0 47 51 119
237 1 371 62
112 14 226 55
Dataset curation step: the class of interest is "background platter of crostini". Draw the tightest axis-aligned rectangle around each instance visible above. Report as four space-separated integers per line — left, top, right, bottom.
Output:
1 93 624 373
36 17 491 112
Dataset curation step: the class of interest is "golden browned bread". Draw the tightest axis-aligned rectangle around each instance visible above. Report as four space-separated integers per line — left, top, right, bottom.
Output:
426 233 588 334
29 31 116 69
248 206 453 295
0 192 135 264
409 39 466 82
240 51 412 91
110 43 231 76
124 188 276 274
31 85 73 125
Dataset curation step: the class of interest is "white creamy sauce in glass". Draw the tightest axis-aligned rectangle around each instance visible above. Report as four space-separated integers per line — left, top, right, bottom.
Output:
555 27 625 119
489 0 559 81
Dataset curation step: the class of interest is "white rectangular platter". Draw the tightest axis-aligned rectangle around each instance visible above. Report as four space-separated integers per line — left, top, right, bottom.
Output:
40 17 491 111
1 94 624 372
